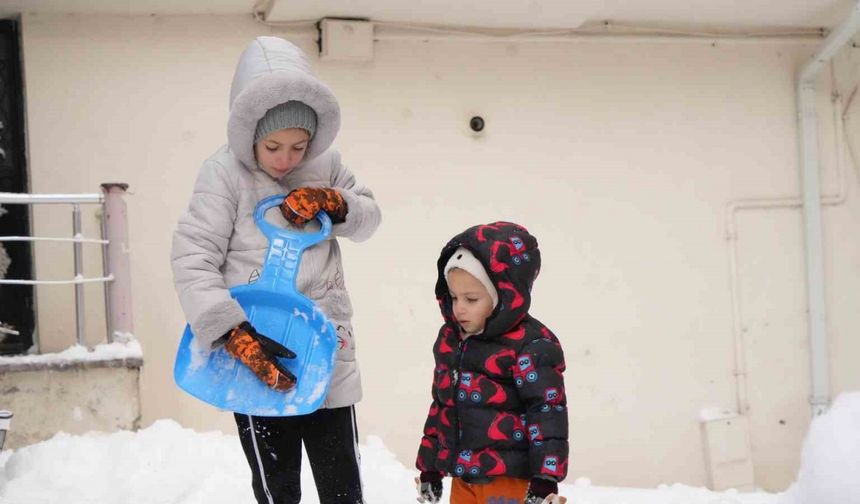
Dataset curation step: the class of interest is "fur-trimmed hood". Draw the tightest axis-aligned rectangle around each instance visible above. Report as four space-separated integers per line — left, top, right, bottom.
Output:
227 36 340 170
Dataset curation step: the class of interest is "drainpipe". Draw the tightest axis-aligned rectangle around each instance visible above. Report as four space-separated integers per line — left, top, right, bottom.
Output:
796 1 860 416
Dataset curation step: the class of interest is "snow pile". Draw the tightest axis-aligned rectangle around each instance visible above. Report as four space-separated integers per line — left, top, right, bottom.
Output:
0 419 785 504
0 420 425 504
0 338 142 366
0 420 252 504
557 480 781 504
785 392 860 504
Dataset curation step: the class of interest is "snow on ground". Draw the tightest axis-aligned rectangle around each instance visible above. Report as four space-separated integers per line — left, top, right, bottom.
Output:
2 392 859 503
0 420 784 504
782 391 860 504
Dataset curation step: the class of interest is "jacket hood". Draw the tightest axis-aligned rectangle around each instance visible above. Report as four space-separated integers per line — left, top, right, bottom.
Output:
436 221 541 336
227 36 340 169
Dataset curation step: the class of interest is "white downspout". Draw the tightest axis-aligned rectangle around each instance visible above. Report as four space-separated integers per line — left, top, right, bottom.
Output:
796 1 860 417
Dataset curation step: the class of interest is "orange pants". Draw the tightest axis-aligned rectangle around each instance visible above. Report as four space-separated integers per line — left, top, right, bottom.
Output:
450 476 529 504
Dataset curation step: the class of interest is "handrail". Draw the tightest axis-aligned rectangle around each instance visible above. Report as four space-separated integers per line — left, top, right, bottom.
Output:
0 275 114 285
0 184 132 352
0 193 103 204
0 236 109 244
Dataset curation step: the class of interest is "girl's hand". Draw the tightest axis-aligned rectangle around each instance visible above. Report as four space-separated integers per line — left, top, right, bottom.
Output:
224 322 297 391
281 187 348 226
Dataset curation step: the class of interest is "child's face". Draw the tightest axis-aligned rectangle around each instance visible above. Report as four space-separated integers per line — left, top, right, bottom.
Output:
255 128 311 178
447 268 495 335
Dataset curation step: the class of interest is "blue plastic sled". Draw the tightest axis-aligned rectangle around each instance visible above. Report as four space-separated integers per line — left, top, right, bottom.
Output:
174 195 338 416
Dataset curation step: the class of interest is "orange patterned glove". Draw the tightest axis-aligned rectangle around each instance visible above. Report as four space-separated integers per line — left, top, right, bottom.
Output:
224 322 297 391
280 187 348 226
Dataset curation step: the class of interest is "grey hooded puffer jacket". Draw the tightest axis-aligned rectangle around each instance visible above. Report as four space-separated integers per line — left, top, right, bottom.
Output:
171 37 381 409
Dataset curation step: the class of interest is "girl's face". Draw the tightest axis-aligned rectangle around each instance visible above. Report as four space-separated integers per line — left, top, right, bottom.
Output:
447 268 495 336
254 128 311 178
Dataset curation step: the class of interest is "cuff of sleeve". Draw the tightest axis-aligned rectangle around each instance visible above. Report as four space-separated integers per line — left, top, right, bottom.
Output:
529 478 558 498
332 189 379 242
192 300 247 348
332 189 360 233
420 471 444 483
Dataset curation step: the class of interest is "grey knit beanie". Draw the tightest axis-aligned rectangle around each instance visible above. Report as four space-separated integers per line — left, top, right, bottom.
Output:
254 101 318 144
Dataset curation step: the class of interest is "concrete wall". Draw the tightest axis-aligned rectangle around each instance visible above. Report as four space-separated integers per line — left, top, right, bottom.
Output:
0 358 142 449
15 12 860 490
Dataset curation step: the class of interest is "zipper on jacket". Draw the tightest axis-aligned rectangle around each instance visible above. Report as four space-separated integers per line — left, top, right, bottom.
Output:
453 337 468 444
452 338 467 387
440 336 467 475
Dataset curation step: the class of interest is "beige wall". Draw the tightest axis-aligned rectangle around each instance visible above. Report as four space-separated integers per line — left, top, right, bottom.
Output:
17 13 860 490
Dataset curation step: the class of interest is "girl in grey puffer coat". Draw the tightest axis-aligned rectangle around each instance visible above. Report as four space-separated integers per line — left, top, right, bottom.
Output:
171 37 380 504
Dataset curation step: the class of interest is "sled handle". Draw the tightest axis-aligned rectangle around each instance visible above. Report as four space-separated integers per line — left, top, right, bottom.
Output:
252 194 333 292
254 194 332 244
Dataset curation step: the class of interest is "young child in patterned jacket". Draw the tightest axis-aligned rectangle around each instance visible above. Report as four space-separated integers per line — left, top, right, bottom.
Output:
415 221 569 504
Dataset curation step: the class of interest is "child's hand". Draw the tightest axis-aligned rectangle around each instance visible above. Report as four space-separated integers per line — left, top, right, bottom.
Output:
415 472 443 503
525 494 567 504
224 322 297 391
281 187 348 226
523 478 562 504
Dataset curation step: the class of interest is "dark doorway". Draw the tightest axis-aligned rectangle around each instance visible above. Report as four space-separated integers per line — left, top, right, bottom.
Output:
0 19 34 355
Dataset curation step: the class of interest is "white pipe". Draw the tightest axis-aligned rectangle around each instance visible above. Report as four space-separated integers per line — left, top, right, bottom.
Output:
725 59 849 416
799 5 860 83
795 1 860 416
373 31 820 45
263 22 824 45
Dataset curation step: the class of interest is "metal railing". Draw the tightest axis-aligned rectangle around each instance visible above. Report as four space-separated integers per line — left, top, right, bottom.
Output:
0 410 11 452
0 183 133 351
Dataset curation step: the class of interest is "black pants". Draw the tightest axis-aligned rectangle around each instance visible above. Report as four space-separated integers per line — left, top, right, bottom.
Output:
235 406 364 504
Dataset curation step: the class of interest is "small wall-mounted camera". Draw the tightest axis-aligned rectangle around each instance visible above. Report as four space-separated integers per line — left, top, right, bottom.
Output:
469 116 485 132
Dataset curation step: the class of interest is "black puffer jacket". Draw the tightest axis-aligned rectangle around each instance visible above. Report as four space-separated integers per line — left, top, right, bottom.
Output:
416 222 569 483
